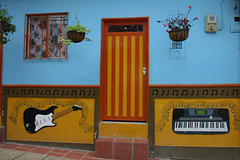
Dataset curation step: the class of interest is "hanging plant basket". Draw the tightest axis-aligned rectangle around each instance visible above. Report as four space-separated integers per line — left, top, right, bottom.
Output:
59 0 91 45
0 8 16 44
67 31 85 43
169 28 189 42
0 21 11 32
157 5 198 42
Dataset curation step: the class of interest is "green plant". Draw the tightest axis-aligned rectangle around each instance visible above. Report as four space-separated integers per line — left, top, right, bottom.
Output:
60 22 91 45
65 22 91 34
0 8 16 44
60 37 72 45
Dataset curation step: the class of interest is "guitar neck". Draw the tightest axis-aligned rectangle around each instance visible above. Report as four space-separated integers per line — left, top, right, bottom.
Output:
52 107 74 119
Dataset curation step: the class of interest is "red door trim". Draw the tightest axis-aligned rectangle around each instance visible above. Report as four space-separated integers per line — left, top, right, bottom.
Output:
0 42 3 117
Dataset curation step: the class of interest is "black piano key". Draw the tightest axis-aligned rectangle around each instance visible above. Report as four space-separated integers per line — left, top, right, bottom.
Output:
216 122 220 128
179 122 182 128
220 122 225 128
190 122 193 128
184 122 187 128
210 122 214 128
195 122 198 128
205 122 209 128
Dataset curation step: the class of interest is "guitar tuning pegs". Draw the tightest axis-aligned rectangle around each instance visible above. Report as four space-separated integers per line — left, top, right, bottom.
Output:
72 105 83 111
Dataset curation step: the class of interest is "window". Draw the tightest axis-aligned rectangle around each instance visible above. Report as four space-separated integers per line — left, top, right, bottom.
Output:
108 24 143 32
24 12 68 59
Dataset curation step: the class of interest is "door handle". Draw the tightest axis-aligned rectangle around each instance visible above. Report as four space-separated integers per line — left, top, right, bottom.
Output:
143 67 147 75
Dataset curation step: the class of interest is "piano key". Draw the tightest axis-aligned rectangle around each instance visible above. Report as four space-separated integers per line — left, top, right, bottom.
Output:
216 122 220 128
220 122 225 129
210 122 214 128
175 122 179 131
183 122 187 128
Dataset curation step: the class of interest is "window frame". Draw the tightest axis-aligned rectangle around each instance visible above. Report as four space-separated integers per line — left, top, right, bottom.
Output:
24 12 69 59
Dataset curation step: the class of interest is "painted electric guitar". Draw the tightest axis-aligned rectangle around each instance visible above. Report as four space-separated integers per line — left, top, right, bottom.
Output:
23 105 82 133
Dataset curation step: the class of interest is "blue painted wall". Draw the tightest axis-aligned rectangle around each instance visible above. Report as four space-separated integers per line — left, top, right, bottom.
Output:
2 0 240 85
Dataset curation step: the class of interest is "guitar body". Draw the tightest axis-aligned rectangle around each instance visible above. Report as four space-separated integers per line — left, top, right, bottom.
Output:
23 106 58 133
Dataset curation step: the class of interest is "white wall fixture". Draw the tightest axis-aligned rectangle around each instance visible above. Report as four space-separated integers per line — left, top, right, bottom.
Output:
230 14 240 32
169 41 185 59
205 15 217 32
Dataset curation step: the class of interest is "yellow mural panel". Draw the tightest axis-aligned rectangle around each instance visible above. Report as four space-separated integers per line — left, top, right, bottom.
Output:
155 98 240 147
6 98 94 144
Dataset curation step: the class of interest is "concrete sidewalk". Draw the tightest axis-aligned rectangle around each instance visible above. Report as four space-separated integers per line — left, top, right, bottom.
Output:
0 148 71 160
0 142 164 160
0 142 107 160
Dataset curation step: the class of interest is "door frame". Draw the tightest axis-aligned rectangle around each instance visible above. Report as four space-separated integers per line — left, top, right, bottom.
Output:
0 42 2 124
100 17 149 122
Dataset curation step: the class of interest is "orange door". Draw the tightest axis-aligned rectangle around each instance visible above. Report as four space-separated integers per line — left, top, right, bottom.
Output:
100 17 149 122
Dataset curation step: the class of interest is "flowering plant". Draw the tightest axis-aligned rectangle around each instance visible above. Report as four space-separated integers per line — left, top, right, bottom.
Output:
157 6 198 33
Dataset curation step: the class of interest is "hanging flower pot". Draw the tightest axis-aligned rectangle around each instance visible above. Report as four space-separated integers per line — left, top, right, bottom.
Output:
0 8 16 44
169 28 189 41
157 5 198 42
60 22 91 45
59 0 91 45
67 31 85 43
0 21 11 32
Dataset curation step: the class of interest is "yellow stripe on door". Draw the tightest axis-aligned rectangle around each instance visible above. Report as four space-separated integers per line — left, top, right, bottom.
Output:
115 36 120 116
139 36 143 117
131 36 135 117
107 36 112 116
123 36 128 117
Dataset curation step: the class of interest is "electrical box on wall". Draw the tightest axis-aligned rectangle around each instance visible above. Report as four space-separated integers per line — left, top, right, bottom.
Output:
169 41 185 59
230 14 240 32
205 15 217 32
